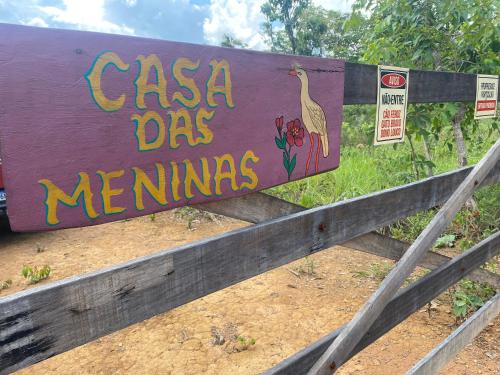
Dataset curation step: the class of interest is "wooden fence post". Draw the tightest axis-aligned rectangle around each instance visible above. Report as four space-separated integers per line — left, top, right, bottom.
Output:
307 139 500 375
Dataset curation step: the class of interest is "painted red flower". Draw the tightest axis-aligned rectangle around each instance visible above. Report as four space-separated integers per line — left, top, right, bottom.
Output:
286 118 304 147
275 116 284 132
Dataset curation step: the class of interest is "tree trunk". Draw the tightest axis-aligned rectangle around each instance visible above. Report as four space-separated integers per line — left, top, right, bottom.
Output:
451 104 478 210
422 136 434 177
407 135 420 180
451 104 468 167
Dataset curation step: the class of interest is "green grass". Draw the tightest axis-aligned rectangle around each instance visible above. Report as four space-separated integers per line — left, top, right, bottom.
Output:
266 122 499 244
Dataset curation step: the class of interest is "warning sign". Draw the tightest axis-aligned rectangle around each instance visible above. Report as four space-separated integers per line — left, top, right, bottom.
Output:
374 65 409 145
474 75 498 119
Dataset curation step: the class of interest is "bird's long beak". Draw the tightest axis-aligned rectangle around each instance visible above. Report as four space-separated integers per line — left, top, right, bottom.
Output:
288 69 297 76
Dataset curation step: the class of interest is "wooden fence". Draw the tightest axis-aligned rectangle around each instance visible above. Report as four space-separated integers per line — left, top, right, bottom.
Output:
0 36 499 373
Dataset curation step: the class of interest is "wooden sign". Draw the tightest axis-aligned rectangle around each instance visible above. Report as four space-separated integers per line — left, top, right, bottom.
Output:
0 24 344 232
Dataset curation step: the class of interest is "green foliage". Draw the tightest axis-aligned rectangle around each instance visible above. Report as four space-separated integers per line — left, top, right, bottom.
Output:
220 34 248 49
451 280 495 320
261 0 311 54
261 0 366 59
348 0 500 171
21 265 51 284
434 234 456 249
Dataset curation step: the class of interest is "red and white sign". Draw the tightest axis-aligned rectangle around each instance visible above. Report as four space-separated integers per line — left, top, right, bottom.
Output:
474 75 498 119
374 66 409 145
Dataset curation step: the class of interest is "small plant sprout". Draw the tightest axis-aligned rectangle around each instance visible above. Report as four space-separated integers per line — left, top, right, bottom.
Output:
0 279 12 292
235 335 256 351
293 256 317 276
22 265 51 284
35 243 46 253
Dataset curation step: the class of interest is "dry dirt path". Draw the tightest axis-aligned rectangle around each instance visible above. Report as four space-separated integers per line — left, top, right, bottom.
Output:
0 210 498 374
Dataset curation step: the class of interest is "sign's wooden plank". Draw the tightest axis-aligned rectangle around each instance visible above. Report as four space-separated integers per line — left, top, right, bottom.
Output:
0 23 344 231
265 231 500 375
198 193 500 288
406 293 500 375
0 165 499 373
309 140 500 375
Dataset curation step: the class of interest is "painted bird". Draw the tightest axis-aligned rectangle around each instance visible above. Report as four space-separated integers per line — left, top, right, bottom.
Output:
289 66 329 175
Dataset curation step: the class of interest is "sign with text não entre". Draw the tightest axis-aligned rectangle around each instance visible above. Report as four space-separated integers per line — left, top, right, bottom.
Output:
374 66 409 145
0 24 344 231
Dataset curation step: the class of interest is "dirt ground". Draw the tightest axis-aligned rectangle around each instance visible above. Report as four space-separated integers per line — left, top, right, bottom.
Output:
0 210 498 375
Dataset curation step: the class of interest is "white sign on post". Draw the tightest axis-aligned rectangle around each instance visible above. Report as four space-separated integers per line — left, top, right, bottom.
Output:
474 75 498 119
374 65 409 145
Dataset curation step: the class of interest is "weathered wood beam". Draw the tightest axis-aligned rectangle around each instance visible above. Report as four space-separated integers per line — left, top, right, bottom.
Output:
344 63 477 104
265 231 500 375
198 194 500 289
308 139 500 375
0 164 499 374
406 293 500 375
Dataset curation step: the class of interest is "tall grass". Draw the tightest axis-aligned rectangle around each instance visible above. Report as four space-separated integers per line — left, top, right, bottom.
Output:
266 121 499 242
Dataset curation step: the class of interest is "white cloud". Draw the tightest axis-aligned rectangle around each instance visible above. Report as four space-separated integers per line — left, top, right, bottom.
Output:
40 0 135 35
203 0 354 50
313 0 354 13
25 16 49 28
203 0 267 49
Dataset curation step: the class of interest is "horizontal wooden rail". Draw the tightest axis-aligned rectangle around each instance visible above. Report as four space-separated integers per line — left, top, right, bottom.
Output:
344 63 477 104
199 194 500 289
265 231 500 375
407 293 500 375
1 163 499 373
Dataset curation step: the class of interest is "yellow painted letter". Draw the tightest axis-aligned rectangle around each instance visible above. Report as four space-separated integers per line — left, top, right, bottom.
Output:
97 169 126 215
184 158 212 198
170 161 181 201
131 111 166 151
132 163 167 210
85 51 129 112
240 150 260 190
39 172 99 226
172 57 201 108
168 108 196 149
214 154 239 195
135 54 170 109
207 59 234 108
195 107 214 145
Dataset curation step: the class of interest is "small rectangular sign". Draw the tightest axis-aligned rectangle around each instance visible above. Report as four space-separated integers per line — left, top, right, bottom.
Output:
0 24 344 232
374 65 409 145
474 75 498 119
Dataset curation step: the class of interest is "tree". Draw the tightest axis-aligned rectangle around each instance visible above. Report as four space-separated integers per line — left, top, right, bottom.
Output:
350 0 499 173
261 1 366 60
220 34 248 49
261 0 311 54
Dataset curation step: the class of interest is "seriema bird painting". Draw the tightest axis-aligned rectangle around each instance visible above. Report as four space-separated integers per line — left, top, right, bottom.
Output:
288 66 329 175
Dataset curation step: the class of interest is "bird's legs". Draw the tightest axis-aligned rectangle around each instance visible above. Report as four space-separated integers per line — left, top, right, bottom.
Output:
315 133 321 173
305 133 314 176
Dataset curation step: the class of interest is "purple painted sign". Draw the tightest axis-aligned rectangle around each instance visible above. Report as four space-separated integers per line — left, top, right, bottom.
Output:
0 24 344 232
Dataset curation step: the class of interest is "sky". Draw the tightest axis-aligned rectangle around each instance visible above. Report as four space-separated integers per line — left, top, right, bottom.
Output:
0 0 354 50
